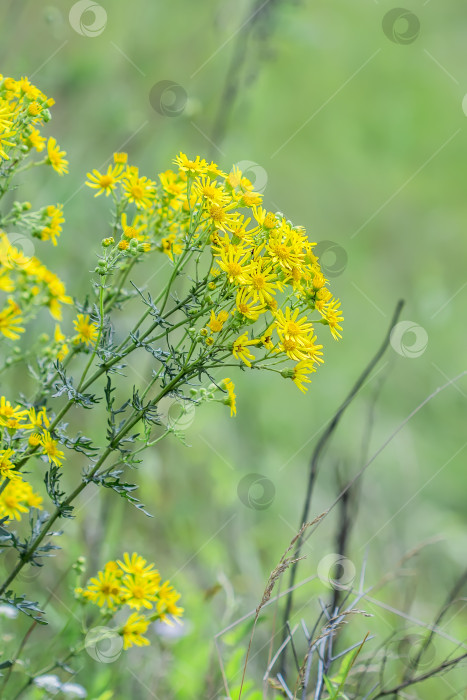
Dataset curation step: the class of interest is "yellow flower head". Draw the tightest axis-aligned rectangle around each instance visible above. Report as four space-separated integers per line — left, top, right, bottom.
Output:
122 168 156 209
121 573 161 610
0 449 20 481
86 164 123 197
40 430 65 467
121 612 150 649
222 378 237 417
82 569 124 608
207 310 229 333
0 298 24 339
232 332 259 368
46 137 68 175
73 314 99 347
174 152 208 176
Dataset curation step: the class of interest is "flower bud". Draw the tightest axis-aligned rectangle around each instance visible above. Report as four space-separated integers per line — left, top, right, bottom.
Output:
281 368 295 379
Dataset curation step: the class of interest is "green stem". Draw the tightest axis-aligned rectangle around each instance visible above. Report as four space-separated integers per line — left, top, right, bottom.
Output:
76 278 106 392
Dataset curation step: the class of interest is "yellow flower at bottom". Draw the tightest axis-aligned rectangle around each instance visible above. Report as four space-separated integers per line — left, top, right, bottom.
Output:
121 612 150 649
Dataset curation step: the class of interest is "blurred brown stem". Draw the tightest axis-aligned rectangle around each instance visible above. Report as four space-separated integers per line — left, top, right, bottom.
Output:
279 299 405 678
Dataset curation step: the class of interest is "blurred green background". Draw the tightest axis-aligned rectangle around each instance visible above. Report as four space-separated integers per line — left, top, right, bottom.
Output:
1 0 467 698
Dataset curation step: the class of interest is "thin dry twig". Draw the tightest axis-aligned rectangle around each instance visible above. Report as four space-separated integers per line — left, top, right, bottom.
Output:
280 300 405 675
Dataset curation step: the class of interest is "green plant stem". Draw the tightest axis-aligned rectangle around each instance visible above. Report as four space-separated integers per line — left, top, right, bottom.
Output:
0 349 199 594
76 278 106 392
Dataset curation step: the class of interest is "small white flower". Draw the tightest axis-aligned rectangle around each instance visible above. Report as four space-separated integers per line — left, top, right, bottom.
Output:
33 674 62 693
0 604 18 619
62 682 87 698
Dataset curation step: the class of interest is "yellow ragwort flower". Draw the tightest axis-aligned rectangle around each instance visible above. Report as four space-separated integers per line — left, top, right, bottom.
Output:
73 314 99 347
46 137 68 175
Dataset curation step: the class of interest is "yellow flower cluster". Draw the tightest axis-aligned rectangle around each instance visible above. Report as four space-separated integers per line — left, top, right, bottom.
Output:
0 76 72 346
0 478 42 521
76 552 183 649
0 74 68 173
0 397 65 492
0 399 45 519
0 232 72 342
35 204 65 246
85 151 343 396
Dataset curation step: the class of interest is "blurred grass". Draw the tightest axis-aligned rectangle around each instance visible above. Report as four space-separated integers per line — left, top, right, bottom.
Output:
1 0 467 697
